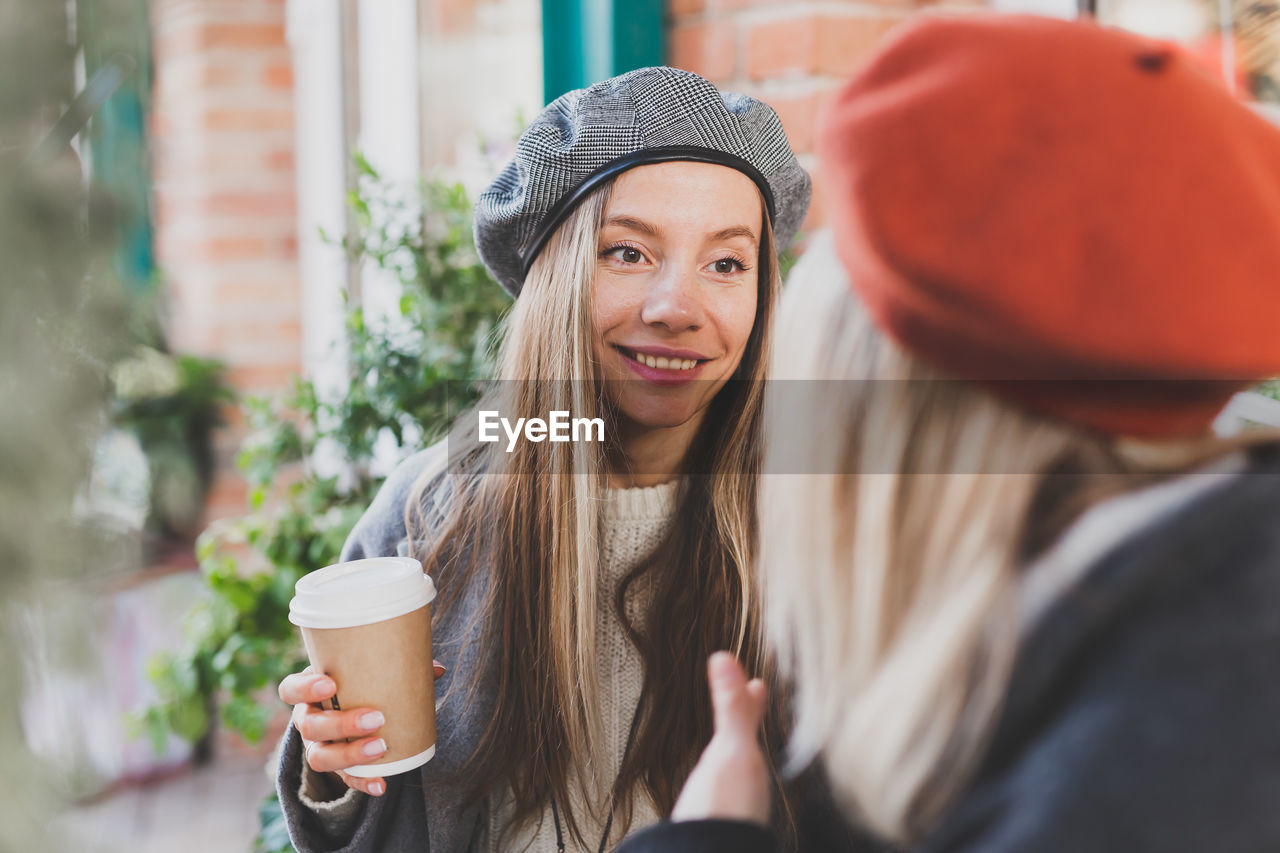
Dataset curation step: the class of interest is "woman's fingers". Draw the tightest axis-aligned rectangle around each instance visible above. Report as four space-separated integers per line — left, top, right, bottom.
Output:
283 661 444 705
337 770 386 797
304 735 388 774
295 705 386 743
707 651 766 742
279 671 336 706
284 662 445 797
670 652 772 825
747 676 762 712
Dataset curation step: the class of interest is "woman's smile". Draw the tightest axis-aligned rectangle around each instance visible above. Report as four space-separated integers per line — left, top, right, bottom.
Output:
613 344 711 385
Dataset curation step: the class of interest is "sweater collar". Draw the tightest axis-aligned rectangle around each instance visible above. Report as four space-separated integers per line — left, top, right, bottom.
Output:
602 479 681 522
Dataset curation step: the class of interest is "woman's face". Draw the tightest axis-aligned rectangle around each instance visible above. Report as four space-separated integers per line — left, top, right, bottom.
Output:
592 161 763 436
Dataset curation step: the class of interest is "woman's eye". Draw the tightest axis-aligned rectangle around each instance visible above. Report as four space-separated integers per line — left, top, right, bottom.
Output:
713 258 744 274
604 245 645 264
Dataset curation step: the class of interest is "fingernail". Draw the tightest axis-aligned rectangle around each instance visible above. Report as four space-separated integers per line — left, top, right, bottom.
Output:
357 711 385 731
708 653 739 689
313 678 335 698
368 781 384 796
362 738 387 757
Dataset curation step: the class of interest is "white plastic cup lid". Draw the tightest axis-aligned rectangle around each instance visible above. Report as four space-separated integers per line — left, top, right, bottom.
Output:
289 557 437 630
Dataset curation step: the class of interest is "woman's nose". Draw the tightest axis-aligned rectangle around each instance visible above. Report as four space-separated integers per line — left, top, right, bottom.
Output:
640 268 704 333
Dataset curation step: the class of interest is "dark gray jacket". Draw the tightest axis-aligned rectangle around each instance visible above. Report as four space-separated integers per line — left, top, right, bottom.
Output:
619 445 1280 853
277 445 501 853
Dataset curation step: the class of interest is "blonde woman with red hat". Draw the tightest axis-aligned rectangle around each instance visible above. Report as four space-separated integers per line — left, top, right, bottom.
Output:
618 13 1280 853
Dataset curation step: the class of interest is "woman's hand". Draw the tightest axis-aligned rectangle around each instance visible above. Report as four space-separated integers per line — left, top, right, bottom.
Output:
278 661 446 798
671 652 772 825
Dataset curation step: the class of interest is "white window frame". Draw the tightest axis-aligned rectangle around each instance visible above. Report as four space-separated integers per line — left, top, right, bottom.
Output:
287 0 355 479
990 0 1078 17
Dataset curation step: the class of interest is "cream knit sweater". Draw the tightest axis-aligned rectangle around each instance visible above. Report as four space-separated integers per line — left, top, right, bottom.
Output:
300 479 677 852
482 479 674 852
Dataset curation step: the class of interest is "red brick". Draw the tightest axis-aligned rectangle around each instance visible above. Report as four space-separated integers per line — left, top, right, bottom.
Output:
765 89 832 155
206 191 297 218
215 316 303 349
667 0 705 16
707 0 766 10
432 0 476 34
203 108 294 133
151 2 302 530
816 15 903 76
183 233 294 261
745 15 819 80
188 236 270 261
262 63 293 88
215 276 300 305
224 363 302 392
264 149 294 172
205 63 246 87
154 58 243 93
155 142 299 176
670 20 737 82
200 23 286 49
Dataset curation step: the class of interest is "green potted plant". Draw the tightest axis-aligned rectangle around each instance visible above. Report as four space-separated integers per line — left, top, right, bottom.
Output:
138 160 508 852
110 344 235 542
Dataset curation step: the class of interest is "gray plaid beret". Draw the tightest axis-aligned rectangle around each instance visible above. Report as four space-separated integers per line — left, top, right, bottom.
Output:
475 66 812 297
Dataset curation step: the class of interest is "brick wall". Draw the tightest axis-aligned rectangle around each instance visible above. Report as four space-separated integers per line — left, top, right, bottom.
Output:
144 0 987 526
150 0 300 521
668 0 988 230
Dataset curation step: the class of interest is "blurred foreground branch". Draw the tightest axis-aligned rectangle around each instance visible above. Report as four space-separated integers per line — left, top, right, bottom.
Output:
0 0 145 848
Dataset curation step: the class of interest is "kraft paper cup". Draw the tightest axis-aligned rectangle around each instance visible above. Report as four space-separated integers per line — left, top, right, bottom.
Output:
289 557 438 777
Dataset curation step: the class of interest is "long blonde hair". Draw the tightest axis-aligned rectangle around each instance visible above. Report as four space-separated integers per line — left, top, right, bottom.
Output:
762 234 1277 842
407 180 783 845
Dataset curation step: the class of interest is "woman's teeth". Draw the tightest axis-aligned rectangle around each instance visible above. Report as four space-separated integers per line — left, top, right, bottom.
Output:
625 349 699 371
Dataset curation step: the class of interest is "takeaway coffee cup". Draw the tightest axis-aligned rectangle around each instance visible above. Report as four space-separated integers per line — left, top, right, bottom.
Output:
288 557 438 777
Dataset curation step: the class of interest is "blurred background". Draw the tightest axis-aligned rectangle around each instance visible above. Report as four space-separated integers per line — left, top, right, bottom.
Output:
6 0 1279 850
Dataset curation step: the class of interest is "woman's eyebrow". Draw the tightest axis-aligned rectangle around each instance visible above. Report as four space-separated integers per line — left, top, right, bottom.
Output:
603 217 757 247
604 215 661 237
709 226 758 247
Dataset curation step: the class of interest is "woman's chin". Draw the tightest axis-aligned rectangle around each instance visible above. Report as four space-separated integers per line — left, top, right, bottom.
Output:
615 401 703 433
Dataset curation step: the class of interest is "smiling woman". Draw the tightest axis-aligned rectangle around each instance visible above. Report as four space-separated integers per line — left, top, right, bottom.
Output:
270 67 851 853
592 161 765 482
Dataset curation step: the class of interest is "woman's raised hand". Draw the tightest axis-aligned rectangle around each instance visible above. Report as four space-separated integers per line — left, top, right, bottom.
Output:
278 661 446 798
671 652 772 825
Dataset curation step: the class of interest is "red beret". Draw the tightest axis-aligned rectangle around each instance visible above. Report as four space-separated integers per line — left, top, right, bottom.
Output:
817 14 1280 438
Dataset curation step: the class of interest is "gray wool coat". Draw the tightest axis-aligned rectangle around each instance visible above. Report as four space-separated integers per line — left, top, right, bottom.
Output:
276 445 500 853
